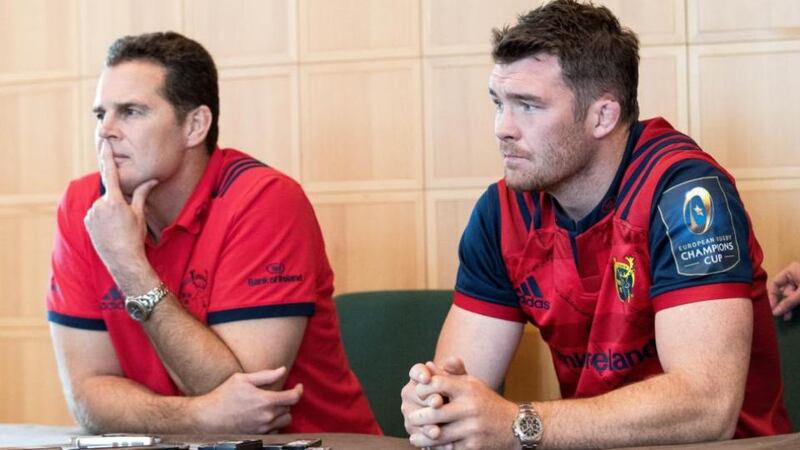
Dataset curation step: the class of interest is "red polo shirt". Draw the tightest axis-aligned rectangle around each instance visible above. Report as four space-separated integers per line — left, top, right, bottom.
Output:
47 148 380 434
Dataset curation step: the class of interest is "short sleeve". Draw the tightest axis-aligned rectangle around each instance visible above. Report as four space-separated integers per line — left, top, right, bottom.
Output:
648 159 753 310
206 175 324 324
454 184 525 322
47 181 107 330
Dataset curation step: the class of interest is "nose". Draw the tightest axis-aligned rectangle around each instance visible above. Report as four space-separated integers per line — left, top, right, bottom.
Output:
97 114 120 141
495 107 520 142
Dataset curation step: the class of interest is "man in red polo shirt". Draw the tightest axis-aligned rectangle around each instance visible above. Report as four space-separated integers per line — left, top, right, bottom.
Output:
47 31 379 435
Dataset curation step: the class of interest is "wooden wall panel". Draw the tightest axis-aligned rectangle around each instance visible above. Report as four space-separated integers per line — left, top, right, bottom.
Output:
422 0 538 56
310 192 426 295
424 56 502 188
186 0 296 67
639 46 688 132
738 181 800 278
79 0 183 77
598 0 685 45
689 42 800 178
0 82 81 196
299 0 419 62
425 190 483 289
219 67 299 178
505 325 561 402
0 206 56 319
688 0 800 44
0 330 73 424
79 79 99 176
0 0 79 83
300 60 423 191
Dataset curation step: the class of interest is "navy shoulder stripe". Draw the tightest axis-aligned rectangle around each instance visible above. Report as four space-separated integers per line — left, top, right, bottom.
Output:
617 136 698 207
213 157 268 198
48 311 107 331
620 145 700 220
515 191 532 231
207 302 315 325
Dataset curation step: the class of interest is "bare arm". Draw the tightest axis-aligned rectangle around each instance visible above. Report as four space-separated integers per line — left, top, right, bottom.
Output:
50 323 302 434
404 298 752 449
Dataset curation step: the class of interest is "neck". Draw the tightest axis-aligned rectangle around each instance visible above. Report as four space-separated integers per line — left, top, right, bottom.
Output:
144 148 209 241
550 126 630 221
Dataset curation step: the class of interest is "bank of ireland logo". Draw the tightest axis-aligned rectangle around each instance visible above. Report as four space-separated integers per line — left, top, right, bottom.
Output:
683 187 713 235
612 256 635 303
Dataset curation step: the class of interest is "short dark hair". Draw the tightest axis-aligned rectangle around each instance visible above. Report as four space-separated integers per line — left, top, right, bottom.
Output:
106 31 219 154
492 0 640 126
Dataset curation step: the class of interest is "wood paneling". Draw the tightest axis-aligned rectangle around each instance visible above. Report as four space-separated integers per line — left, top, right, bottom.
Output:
598 0 685 45
422 0 538 56
186 0 296 67
0 329 73 424
425 190 482 289
0 82 81 195
639 46 688 132
424 56 503 188
0 205 56 319
310 192 426 295
79 0 183 76
299 0 419 62
738 180 800 278
688 0 800 44
689 42 800 177
0 0 79 83
219 67 299 178
300 60 423 191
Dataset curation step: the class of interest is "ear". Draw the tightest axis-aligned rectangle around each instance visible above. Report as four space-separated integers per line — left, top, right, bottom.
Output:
183 105 212 149
586 94 621 139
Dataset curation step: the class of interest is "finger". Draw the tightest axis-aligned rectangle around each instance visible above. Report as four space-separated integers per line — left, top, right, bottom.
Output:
427 393 445 408
130 179 158 214
99 144 123 199
267 412 292 432
409 429 456 449
773 290 800 316
440 357 467 376
263 383 303 407
422 424 442 439
243 366 287 386
410 362 434 384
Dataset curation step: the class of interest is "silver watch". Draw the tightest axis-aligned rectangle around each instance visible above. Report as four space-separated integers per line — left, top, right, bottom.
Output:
125 283 169 322
512 402 543 449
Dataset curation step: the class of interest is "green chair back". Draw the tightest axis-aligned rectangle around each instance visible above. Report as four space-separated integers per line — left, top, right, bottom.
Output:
334 290 454 437
776 314 800 430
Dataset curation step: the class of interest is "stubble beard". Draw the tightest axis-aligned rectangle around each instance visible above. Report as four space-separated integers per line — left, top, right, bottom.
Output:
503 122 591 193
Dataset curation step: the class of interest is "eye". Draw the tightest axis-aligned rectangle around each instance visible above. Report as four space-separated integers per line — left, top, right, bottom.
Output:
521 102 537 112
94 111 105 121
492 99 503 112
122 107 139 117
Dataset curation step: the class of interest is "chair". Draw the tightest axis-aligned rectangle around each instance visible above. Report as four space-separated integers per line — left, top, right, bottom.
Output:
334 290 454 437
776 314 800 430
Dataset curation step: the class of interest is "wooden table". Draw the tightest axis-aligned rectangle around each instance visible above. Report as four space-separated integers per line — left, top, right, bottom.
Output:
1 424 797 449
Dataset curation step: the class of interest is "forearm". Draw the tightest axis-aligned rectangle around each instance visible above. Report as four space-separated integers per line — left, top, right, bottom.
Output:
114 265 242 395
535 369 740 449
70 375 200 434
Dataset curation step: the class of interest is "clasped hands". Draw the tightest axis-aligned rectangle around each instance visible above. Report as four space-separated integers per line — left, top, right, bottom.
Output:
401 357 519 450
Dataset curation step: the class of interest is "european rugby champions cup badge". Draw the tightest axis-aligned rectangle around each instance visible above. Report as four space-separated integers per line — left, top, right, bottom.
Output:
658 176 740 276
613 256 635 302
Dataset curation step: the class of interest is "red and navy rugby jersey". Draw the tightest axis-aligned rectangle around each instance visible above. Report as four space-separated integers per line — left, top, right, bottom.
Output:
47 148 380 434
455 118 790 437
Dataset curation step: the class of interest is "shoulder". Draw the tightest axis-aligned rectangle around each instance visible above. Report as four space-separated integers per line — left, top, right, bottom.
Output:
58 172 102 217
212 149 307 205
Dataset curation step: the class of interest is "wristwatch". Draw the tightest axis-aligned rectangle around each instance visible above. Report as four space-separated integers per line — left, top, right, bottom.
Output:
125 283 169 322
512 402 543 449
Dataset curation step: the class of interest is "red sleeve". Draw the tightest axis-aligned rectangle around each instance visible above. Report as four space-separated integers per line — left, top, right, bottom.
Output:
47 179 107 329
651 282 752 313
206 175 325 323
453 290 527 323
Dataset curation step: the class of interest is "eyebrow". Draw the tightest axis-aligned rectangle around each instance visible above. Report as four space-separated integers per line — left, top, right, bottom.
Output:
92 102 148 114
488 88 544 103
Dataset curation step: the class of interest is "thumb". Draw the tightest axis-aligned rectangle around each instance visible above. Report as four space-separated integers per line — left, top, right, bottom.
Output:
130 179 159 213
441 356 467 375
242 366 287 387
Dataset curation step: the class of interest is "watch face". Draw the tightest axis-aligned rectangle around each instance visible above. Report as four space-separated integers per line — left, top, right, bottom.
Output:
126 300 146 321
518 415 542 438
